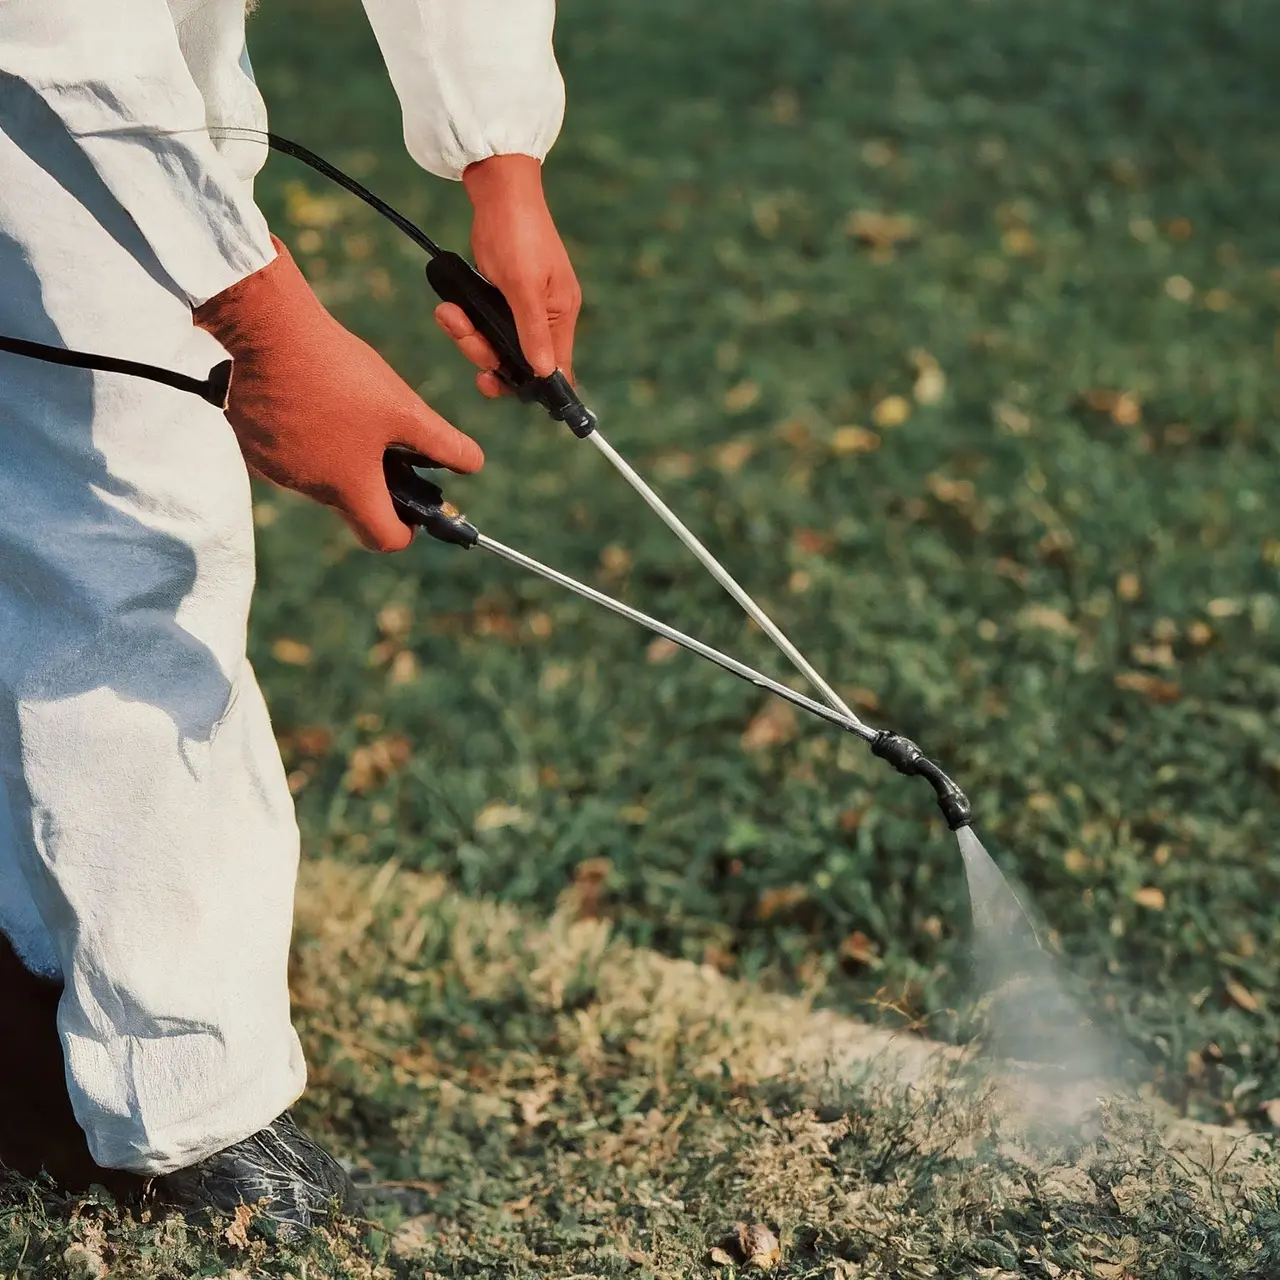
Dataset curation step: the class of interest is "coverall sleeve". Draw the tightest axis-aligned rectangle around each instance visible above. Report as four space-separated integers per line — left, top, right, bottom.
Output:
359 0 566 182
0 0 276 309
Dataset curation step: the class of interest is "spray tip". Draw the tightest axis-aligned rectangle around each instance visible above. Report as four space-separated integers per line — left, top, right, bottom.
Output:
870 731 973 830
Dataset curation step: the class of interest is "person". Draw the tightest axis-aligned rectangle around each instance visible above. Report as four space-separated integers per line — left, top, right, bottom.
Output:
0 0 580 1232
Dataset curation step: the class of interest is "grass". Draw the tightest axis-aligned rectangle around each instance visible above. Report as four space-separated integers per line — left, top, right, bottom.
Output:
5 860 1278 1276
5 0 1280 1271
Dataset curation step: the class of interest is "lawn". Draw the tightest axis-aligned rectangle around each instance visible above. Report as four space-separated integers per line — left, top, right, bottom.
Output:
4 0 1280 1274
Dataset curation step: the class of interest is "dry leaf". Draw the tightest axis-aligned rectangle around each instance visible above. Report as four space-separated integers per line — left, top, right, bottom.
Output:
839 930 881 967
344 734 413 794
1018 604 1076 635
646 636 681 663
475 801 532 832
378 602 413 639
1132 886 1166 910
1261 1098 1280 1127
794 528 835 556
1226 980 1261 1013
724 379 762 413
913 364 947 404
1116 572 1142 601
61 1244 108 1280
224 1202 254 1249
600 544 632 576
1114 671 1182 703
845 209 917 249
755 884 809 921
1063 848 1088 874
872 395 911 428
560 856 612 920
741 701 798 750
272 637 313 666
830 425 880 455
389 650 419 686
715 439 756 473
708 1247 737 1268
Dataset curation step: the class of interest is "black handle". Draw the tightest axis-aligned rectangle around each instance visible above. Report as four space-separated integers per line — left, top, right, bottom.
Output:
384 448 479 548
424 251 597 439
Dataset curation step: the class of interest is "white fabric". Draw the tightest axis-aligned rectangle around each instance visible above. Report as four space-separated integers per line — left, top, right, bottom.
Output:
0 116 306 1174
0 0 564 1174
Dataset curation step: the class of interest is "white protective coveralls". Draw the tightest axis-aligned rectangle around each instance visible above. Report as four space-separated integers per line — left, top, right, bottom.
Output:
0 0 563 1176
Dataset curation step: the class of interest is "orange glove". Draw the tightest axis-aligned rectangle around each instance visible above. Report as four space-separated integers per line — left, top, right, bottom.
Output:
194 235 483 552
434 154 582 398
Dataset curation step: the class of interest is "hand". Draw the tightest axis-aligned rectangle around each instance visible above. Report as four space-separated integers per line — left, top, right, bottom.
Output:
195 236 483 553
434 153 582 398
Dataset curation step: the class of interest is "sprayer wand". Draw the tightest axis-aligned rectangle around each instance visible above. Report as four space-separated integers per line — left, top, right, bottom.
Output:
0 125 973 831
384 450 973 830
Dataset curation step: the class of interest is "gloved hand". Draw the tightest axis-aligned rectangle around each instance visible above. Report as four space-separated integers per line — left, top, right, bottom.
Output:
194 235 483 552
434 154 581 398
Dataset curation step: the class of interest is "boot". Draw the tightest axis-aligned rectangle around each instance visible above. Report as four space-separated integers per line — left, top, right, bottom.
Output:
147 1110 360 1236
0 933 145 1199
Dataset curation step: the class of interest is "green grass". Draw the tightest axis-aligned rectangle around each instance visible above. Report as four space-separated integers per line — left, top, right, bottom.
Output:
5 0 1280 1271
247 0 1280 1126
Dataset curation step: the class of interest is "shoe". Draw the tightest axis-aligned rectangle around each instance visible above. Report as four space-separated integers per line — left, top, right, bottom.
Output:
147 1110 360 1236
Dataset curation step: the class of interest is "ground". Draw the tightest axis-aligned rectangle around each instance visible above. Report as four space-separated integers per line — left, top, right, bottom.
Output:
3 0 1280 1274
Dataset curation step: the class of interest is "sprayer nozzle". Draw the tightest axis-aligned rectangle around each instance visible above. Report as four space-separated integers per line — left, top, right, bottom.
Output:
870 731 973 830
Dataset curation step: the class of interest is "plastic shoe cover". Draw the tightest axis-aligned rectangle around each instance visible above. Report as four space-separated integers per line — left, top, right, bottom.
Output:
148 1110 359 1235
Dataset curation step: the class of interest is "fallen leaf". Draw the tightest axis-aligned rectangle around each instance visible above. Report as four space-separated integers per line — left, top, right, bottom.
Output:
1002 226 1038 256
1017 604 1076 636
1226 980 1261 1013
646 636 681 663
224 1203 254 1249
1132 886 1166 910
830 425 880 455
389 650 419 686
724 379 762 413
600 544 632 576
845 209 917 249
377 603 413 639
741 701 798 750
1116 572 1142 601
755 884 808 921
272 637 313 666
794 528 835 556
1130 642 1176 669
61 1244 108 1280
1114 671 1182 703
343 734 413 794
913 364 947 404
994 400 1032 434
561 856 612 920
839 930 881 967
526 612 554 640
708 1247 737 1268
475 801 532 832
873 395 911 428
1063 848 1088 874
715 439 756 473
